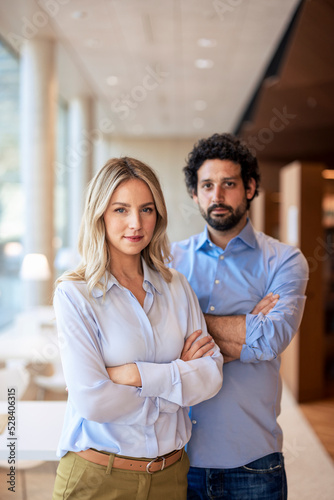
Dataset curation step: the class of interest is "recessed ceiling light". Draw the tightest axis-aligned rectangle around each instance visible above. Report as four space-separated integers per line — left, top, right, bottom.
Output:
195 59 214 69
194 100 207 111
197 38 217 48
106 76 119 86
192 117 204 129
71 11 87 20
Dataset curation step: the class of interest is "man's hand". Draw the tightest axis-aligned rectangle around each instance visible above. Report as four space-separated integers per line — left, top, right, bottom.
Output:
204 292 280 363
251 292 279 315
107 363 142 387
181 330 215 361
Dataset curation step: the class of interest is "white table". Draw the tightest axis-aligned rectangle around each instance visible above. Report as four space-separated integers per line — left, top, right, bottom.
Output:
0 306 59 366
0 401 66 461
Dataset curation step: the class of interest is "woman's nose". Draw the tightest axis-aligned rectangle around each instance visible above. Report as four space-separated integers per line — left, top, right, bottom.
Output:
128 211 142 230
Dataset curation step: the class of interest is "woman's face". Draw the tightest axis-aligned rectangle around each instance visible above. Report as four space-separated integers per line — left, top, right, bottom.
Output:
103 178 157 260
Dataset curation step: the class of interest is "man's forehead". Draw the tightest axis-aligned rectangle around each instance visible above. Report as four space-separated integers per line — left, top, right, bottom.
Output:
198 159 242 179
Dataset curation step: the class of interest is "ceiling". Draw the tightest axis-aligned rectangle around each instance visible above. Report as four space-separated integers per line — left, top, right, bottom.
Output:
0 0 301 138
238 0 334 166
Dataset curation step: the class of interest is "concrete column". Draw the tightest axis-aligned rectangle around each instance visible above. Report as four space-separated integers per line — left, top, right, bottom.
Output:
67 97 93 253
93 133 111 175
20 38 56 308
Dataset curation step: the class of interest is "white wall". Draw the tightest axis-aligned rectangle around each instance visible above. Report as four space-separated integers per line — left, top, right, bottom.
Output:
108 137 205 243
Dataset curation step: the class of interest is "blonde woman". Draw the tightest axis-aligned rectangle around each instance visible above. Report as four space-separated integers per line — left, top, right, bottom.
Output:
52 157 223 500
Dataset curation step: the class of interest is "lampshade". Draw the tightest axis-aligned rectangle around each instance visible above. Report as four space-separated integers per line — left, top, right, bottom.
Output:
20 253 51 281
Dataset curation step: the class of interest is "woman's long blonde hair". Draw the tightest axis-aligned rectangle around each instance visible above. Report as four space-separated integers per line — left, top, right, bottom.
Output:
57 157 172 296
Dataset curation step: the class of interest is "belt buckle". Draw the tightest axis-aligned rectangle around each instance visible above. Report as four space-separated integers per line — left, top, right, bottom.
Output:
146 456 166 474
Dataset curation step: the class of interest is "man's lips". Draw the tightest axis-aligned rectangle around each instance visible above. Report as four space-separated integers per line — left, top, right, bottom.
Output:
209 205 231 216
124 236 144 242
211 208 229 213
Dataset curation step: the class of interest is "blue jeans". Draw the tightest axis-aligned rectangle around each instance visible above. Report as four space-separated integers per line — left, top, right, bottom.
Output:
187 453 287 500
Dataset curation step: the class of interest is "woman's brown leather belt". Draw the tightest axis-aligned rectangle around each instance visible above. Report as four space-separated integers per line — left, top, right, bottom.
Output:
75 448 183 474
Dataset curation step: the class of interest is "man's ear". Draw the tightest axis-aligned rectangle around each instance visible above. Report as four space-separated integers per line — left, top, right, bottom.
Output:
246 178 256 200
192 189 199 204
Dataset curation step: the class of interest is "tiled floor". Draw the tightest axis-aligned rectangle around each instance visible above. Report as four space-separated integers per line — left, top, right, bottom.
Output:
300 397 334 462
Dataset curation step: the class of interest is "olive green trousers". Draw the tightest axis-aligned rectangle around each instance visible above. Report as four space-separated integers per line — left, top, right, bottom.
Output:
52 450 190 500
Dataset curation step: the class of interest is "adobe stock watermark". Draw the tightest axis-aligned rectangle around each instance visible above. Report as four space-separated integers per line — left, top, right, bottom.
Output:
244 106 296 156
111 65 169 121
28 328 68 377
283 437 306 465
7 0 70 51
306 236 334 274
213 0 245 21
178 203 200 224
54 116 116 179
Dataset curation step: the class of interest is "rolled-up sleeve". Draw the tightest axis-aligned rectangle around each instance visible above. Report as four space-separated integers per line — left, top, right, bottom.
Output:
240 248 309 363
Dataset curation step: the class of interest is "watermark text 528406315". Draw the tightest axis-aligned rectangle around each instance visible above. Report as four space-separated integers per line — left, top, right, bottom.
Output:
7 388 17 493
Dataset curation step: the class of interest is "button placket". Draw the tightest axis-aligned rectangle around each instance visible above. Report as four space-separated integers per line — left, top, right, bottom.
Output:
209 253 225 312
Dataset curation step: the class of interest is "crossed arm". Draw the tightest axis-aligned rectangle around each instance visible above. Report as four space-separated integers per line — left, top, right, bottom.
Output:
106 330 215 387
204 292 279 362
107 292 279 386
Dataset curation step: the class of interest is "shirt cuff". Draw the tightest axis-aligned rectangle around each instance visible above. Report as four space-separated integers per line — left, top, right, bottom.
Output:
135 361 176 399
240 313 265 363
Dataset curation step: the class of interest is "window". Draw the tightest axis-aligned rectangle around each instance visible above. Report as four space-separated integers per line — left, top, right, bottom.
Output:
0 39 22 329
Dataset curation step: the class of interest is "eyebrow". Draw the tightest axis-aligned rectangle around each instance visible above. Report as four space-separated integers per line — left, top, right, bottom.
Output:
199 176 239 182
111 201 155 207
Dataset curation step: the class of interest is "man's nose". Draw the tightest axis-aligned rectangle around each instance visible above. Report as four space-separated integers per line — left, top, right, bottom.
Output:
212 185 224 203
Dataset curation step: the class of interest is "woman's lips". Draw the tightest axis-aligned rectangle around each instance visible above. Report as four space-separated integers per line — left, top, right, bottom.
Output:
124 236 144 242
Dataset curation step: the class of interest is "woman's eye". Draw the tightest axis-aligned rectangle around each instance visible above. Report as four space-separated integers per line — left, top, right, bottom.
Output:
142 207 153 213
115 208 125 213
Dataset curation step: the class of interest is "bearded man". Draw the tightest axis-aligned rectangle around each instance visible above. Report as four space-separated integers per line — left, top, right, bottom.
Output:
170 133 309 500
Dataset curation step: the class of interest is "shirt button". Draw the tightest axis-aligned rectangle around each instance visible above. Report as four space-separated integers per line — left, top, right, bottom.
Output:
210 306 215 311
192 420 197 425
220 255 224 260
215 279 220 284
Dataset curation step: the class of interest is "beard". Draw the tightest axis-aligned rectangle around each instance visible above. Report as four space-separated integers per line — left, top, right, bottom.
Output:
198 199 248 232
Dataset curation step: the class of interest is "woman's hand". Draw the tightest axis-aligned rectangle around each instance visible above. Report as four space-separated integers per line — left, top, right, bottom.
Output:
181 330 215 361
107 363 142 387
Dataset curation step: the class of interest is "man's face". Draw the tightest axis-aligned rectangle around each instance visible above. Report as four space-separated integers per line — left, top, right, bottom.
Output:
193 159 256 232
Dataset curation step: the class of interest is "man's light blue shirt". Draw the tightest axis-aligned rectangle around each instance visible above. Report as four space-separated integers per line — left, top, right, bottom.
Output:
170 220 308 468
54 260 223 459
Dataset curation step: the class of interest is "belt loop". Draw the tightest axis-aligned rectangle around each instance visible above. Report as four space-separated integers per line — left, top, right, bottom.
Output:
106 453 115 475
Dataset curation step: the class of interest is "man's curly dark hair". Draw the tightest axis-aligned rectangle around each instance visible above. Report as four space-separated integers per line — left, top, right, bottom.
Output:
184 133 260 208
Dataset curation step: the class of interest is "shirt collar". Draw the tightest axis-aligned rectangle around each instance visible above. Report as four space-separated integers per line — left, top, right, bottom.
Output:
92 258 162 298
234 219 257 249
195 218 256 251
